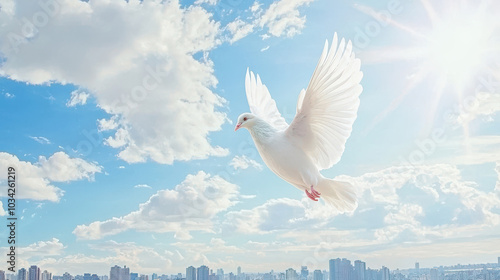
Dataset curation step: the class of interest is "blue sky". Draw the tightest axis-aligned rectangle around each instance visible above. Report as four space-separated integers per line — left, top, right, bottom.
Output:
0 0 500 276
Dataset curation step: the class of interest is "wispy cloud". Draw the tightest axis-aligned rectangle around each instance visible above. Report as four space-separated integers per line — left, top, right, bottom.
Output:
66 89 90 107
229 155 263 171
29 136 51 145
133 184 152 189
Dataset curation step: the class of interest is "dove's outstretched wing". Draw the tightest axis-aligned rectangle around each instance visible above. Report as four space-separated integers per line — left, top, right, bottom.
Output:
287 33 363 170
245 69 289 131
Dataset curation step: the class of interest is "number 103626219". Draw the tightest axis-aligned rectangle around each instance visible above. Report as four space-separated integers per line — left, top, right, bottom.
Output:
7 167 16 217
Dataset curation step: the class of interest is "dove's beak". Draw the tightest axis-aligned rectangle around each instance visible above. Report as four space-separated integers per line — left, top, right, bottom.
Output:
234 122 242 131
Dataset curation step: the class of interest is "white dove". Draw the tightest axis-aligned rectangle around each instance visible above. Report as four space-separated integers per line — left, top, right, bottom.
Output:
234 34 363 211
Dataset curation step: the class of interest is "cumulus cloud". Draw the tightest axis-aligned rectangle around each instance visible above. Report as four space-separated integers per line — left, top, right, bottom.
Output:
0 152 101 201
457 92 500 125
73 171 239 240
225 0 314 43
229 155 262 171
0 0 228 164
226 18 254 44
66 88 90 107
258 0 314 38
226 164 500 244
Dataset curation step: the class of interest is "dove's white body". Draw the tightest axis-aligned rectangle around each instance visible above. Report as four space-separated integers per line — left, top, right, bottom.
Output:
235 33 363 211
249 119 320 190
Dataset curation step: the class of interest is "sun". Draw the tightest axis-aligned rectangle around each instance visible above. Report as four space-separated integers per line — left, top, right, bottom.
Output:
425 11 494 89
360 0 499 132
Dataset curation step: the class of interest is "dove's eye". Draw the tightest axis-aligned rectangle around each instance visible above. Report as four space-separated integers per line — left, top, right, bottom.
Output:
243 117 248 121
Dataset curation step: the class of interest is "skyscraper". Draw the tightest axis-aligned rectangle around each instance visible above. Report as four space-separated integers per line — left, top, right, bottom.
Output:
29 266 41 280
216 269 223 280
197 266 209 280
415 262 420 276
18 269 28 280
429 269 438 280
110 266 129 280
187 267 196 280
130 273 139 280
300 267 308 280
285 269 298 280
0 270 5 280
237 268 241 277
41 271 52 280
62 273 72 280
330 258 353 280
313 270 322 280
354 260 366 280
329 258 340 280
380 267 389 280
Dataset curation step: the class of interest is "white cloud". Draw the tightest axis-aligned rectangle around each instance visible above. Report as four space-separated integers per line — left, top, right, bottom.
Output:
1 239 171 275
229 155 262 171
66 88 90 107
0 0 228 164
134 184 152 189
226 164 500 244
0 201 5 216
258 0 314 38
38 151 102 182
224 0 314 43
226 18 254 44
194 0 219 5
29 136 51 144
457 92 500 125
97 116 119 131
260 45 270 52
0 152 101 201
73 171 239 240
4 92 14 98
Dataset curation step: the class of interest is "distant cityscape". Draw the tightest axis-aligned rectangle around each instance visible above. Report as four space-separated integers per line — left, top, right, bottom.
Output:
1 257 499 280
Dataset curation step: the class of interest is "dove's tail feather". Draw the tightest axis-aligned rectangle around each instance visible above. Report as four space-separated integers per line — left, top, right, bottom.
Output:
317 178 357 212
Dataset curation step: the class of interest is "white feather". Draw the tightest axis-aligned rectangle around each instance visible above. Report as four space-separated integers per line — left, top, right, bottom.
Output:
239 33 363 211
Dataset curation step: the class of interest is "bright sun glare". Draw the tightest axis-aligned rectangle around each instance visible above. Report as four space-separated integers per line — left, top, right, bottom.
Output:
426 13 493 88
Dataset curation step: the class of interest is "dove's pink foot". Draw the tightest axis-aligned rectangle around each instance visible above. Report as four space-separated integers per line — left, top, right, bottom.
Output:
305 185 321 201
311 185 321 197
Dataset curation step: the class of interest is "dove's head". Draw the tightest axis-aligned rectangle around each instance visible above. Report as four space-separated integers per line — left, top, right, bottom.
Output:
235 113 256 131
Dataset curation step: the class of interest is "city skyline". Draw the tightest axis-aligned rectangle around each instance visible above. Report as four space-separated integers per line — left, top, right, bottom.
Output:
3 257 500 280
0 0 499 275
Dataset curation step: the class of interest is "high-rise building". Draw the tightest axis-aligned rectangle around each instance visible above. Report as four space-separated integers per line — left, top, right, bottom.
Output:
313 270 322 280
83 274 92 280
186 267 196 280
18 269 28 280
41 271 52 280
285 269 298 280
29 266 41 280
130 273 138 280
139 275 148 280
330 258 353 280
110 266 129 280
237 268 241 277
380 267 390 280
216 269 223 280
429 269 438 280
300 267 308 280
62 273 72 280
0 271 5 280
197 266 209 280
415 262 420 276
354 260 366 280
